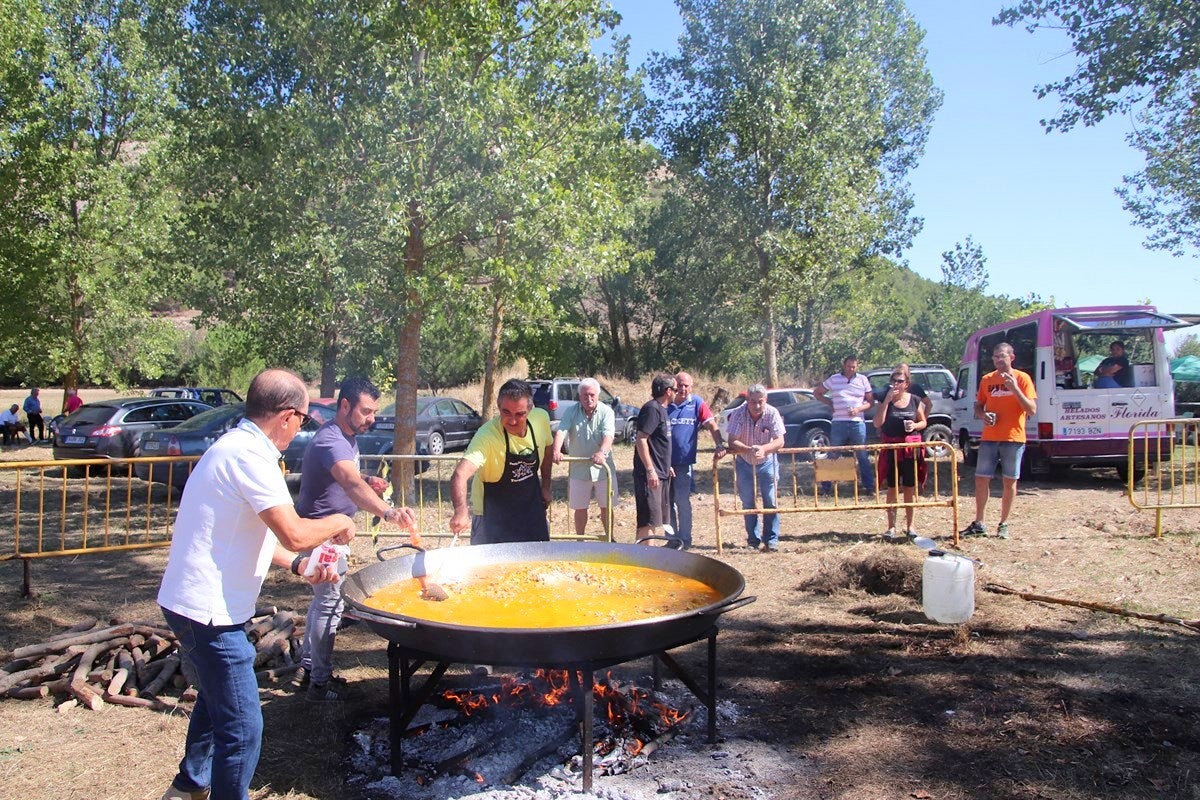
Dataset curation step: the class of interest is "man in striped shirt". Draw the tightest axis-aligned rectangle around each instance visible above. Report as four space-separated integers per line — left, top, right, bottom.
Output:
815 356 876 494
721 384 785 552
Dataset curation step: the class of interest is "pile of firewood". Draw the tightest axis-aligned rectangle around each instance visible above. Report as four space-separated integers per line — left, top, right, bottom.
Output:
0 606 305 711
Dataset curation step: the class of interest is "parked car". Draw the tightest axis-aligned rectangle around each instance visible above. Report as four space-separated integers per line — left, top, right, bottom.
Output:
864 364 957 454
148 387 243 406
134 400 337 489
356 396 484 458
717 387 814 439
53 398 214 461
529 378 639 444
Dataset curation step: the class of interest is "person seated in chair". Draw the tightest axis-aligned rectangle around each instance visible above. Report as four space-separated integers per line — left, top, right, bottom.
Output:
1094 341 1132 389
0 404 28 445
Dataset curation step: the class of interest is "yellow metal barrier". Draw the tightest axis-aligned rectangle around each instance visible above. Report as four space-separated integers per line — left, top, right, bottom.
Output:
711 441 959 554
0 451 616 594
1126 418 1200 537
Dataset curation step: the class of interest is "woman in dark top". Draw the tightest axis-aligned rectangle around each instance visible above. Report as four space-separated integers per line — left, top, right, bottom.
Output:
872 368 928 541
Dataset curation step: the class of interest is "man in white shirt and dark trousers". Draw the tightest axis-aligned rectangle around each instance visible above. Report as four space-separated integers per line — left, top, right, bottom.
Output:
156 368 356 800
815 355 876 495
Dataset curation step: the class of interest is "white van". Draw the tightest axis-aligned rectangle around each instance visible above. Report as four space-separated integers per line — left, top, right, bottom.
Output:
951 305 1198 481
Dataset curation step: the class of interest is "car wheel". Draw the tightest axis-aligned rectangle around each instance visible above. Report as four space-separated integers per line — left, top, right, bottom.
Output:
803 426 830 459
427 431 445 456
922 423 953 459
624 418 637 445
1114 461 1145 485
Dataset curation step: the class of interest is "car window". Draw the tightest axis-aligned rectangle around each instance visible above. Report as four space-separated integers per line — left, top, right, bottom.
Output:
173 404 244 432
432 400 451 417
599 386 616 404
123 406 159 423
767 391 793 407
64 405 118 425
451 400 474 415
530 383 552 405
867 374 890 392
559 383 578 402
925 372 952 393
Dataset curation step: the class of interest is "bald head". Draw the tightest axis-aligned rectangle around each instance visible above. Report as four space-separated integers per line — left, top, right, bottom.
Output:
245 368 308 422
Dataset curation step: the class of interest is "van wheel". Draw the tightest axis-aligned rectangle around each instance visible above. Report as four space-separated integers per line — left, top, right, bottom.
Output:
1115 462 1145 484
960 432 977 467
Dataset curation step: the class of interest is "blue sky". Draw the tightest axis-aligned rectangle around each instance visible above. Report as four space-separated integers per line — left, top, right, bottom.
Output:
604 0 1200 349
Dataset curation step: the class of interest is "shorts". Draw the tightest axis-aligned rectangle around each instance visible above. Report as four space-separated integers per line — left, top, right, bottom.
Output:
633 472 669 528
975 440 1025 480
568 475 616 510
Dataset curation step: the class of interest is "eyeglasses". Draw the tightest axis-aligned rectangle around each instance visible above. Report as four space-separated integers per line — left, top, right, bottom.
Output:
288 407 312 426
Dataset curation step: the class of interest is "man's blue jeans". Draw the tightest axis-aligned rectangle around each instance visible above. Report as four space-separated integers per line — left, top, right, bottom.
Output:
162 607 263 800
735 457 779 547
823 420 875 493
300 570 344 685
669 464 695 548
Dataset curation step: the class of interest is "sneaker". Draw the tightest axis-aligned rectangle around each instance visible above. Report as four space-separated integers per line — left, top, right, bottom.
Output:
904 529 919 540
761 543 779 553
160 785 210 800
882 529 903 543
746 540 762 550
959 521 987 538
306 678 350 703
997 522 1010 540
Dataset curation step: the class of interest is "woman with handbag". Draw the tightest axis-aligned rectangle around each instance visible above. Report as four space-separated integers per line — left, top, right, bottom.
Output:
872 368 928 541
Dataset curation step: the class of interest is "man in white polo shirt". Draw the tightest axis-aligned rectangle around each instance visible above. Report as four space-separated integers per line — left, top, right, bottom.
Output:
815 355 876 495
156 368 356 800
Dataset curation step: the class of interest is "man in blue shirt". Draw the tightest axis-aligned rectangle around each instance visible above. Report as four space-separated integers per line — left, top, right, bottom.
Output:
22 388 43 442
667 372 723 549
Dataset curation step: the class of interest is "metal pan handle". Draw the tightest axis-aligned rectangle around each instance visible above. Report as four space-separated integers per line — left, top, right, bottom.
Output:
343 605 418 629
376 542 424 561
634 535 685 550
703 595 757 616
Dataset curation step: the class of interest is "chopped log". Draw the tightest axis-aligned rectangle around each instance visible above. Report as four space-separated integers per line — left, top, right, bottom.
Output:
127 633 146 650
103 693 172 711
252 623 296 668
984 583 1200 633
0 646 85 694
3 657 38 674
56 698 79 713
256 663 301 683
69 680 105 711
108 665 130 697
6 685 49 700
131 647 149 688
255 604 278 618
142 655 180 698
497 721 576 785
144 634 174 660
11 624 135 661
62 618 100 635
246 611 293 644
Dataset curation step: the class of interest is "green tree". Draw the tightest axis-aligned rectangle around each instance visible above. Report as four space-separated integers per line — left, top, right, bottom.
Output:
995 1 1200 256
651 0 940 385
914 236 1046 368
0 0 181 395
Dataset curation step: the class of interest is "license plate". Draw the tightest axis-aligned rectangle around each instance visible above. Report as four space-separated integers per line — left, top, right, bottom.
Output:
64 436 86 445
142 440 160 452
375 422 395 431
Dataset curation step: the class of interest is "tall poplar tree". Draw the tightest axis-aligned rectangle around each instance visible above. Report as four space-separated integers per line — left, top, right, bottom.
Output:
651 0 940 384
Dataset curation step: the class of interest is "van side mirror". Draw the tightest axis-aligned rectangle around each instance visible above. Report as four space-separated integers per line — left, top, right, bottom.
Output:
943 388 953 398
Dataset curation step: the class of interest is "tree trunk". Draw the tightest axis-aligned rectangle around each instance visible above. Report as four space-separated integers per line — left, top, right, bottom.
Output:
481 287 504 420
757 246 778 386
393 192 425 506
319 324 339 398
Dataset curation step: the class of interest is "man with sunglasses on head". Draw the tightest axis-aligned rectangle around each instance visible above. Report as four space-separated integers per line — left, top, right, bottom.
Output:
295 376 417 703
157 368 357 800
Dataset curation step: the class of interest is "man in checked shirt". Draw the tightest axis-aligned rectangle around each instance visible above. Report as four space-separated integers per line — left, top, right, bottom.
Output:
719 384 785 552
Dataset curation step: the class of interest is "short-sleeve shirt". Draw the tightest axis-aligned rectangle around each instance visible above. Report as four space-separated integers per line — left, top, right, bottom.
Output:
726 404 785 465
1097 355 1132 387
462 408 553 513
977 369 1037 443
560 401 616 481
0 409 19 426
157 419 291 625
873 383 927 404
633 400 671 480
822 373 872 421
297 421 360 519
668 394 715 466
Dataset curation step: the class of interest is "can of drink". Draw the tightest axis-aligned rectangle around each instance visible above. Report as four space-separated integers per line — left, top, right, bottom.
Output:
984 412 997 426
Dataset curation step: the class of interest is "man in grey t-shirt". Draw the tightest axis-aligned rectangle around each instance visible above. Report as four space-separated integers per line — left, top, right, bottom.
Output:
295 377 415 702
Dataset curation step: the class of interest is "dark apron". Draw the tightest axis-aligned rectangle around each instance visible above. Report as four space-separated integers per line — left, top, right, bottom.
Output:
475 425 550 545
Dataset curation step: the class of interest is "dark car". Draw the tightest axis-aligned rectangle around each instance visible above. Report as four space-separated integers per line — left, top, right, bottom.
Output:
134 400 337 489
53 398 214 461
356 396 483 458
148 387 243 406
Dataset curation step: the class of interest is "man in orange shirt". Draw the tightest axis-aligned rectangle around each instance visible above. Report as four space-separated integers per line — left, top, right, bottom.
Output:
961 342 1037 540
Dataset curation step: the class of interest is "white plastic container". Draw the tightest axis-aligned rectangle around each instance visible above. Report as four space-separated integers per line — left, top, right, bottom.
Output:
922 550 975 623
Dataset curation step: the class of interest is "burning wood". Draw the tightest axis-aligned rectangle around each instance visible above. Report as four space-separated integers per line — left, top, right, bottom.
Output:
0 609 308 711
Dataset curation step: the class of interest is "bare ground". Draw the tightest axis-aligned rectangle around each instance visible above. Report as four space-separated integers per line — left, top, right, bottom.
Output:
1 444 1198 800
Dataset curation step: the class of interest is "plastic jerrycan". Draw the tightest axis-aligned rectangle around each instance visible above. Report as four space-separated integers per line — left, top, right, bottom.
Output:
922 549 975 623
